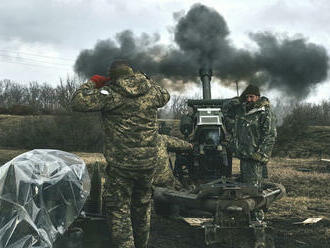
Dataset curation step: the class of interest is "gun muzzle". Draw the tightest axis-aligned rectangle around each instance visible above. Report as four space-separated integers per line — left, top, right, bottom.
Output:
199 68 212 100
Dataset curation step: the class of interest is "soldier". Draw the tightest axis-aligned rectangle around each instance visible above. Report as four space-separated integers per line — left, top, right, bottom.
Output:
231 84 276 187
153 133 193 190
71 60 170 248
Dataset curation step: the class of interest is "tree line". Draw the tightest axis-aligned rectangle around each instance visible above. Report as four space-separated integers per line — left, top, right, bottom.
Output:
0 78 81 115
0 78 329 155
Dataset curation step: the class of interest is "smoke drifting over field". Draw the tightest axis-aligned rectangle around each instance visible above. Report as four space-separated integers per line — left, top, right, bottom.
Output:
74 3 328 99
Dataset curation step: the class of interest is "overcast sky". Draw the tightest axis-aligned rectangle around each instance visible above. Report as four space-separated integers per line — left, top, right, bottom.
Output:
1 0 330 102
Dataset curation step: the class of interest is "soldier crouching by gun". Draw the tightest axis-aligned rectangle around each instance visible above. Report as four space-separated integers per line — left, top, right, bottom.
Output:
153 123 193 190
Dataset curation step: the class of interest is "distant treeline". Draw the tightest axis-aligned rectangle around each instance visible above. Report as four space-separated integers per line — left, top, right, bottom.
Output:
0 78 182 152
1 78 330 154
0 78 81 115
282 101 330 126
0 78 104 152
0 78 189 118
275 100 330 153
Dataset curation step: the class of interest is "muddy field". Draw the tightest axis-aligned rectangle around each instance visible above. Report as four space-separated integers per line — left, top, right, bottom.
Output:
1 150 329 248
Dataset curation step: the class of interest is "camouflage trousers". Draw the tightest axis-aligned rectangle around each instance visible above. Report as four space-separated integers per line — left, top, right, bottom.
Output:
103 166 154 248
240 159 263 187
262 163 268 179
153 159 182 190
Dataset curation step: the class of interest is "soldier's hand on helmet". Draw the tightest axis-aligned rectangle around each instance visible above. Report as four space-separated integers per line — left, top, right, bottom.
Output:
90 75 111 89
252 152 268 163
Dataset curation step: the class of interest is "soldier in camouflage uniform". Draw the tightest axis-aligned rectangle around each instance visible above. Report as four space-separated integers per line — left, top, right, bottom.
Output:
231 85 277 187
71 60 170 248
153 134 193 190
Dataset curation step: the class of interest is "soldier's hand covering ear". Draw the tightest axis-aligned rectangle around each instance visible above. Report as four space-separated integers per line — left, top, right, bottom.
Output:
90 75 111 89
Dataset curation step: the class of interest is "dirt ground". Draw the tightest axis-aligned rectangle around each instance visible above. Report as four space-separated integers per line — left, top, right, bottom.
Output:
1 150 329 248
73 156 330 248
150 157 330 248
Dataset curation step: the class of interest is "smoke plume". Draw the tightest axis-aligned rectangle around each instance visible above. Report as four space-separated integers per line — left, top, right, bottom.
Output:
251 32 328 98
74 3 328 99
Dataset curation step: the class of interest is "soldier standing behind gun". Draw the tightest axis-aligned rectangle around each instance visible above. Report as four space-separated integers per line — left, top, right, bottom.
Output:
231 84 277 187
71 60 170 248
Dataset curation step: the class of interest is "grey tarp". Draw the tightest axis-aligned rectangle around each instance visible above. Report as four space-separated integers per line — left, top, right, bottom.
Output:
0 149 90 248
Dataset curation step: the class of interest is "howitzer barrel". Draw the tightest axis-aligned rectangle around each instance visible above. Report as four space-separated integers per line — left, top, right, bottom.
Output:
199 68 212 100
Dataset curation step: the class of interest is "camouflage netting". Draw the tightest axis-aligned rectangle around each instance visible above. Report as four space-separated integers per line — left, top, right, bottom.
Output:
0 149 90 248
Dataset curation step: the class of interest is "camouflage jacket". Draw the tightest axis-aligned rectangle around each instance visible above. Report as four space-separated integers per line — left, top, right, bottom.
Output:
156 134 192 167
153 134 192 189
231 97 277 163
71 72 170 170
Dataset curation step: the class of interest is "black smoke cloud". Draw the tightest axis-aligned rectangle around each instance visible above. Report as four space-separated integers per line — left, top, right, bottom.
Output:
74 3 328 99
74 31 163 78
251 32 328 98
174 4 230 70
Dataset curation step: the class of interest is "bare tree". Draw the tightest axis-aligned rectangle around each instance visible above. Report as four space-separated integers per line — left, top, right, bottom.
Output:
158 94 189 119
56 76 82 111
0 77 83 114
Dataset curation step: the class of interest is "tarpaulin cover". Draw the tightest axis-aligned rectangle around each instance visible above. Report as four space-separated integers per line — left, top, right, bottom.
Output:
0 149 90 248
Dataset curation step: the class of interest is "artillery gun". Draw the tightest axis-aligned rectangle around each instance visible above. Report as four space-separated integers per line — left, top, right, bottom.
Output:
174 68 234 183
153 68 285 248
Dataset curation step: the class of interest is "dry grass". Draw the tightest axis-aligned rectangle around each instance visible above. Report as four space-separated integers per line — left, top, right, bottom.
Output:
74 152 106 165
0 148 28 165
0 149 106 166
269 158 330 198
266 157 330 247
